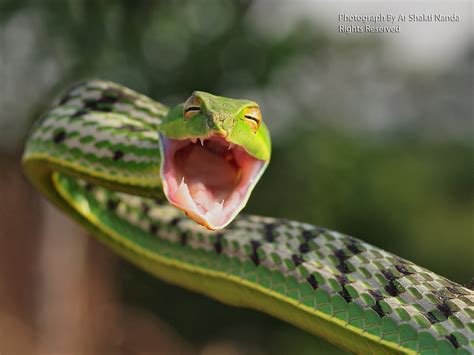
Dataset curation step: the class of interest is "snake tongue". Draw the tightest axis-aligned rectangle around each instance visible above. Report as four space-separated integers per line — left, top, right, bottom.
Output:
159 134 266 230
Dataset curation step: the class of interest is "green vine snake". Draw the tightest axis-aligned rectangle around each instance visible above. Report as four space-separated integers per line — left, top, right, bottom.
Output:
22 80 473 354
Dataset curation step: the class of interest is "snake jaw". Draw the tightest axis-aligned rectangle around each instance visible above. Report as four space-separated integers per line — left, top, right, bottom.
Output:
159 134 267 230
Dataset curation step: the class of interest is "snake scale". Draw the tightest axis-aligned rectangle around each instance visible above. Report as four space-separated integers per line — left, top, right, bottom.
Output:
22 80 474 354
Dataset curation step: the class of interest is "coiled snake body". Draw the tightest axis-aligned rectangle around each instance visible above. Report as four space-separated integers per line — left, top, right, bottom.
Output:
22 80 474 354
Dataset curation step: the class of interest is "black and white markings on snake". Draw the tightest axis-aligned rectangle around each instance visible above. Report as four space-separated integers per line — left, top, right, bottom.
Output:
447 285 469 295
53 131 66 144
426 312 440 324
446 334 461 349
425 298 457 325
72 108 88 118
149 223 159 235
394 262 414 276
437 300 455 319
297 227 326 254
292 254 305 267
334 249 351 274
336 275 353 303
113 150 124 161
107 199 119 211
381 270 403 297
83 98 113 113
372 303 386 317
299 242 310 254
264 223 276 242
307 274 319 289
141 203 150 215
170 217 181 226
83 89 125 112
345 237 363 255
154 198 166 206
369 290 387 317
103 87 136 103
102 88 122 99
180 231 188 246
428 290 463 322
302 228 322 241
250 240 261 266
443 280 471 295
121 124 147 132
214 233 224 254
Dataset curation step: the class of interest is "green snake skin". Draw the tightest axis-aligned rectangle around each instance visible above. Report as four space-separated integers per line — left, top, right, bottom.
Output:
22 80 474 354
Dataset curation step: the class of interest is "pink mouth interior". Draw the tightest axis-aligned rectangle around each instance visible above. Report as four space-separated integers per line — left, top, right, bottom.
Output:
160 135 265 229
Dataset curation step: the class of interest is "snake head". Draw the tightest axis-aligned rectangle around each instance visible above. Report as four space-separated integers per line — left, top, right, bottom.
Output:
158 91 271 230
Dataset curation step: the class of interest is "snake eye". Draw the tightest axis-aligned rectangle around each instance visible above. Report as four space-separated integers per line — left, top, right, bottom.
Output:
183 95 202 119
243 107 261 133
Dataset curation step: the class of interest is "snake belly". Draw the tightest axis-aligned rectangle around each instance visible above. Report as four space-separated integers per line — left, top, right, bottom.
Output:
22 80 474 354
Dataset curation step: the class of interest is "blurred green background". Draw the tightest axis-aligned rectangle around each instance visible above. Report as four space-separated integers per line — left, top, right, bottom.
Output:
0 1 472 354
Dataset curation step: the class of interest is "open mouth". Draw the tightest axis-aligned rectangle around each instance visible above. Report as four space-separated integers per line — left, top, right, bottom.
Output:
159 134 266 229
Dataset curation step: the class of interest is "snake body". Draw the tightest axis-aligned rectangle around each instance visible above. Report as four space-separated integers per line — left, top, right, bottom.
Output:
22 80 474 354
